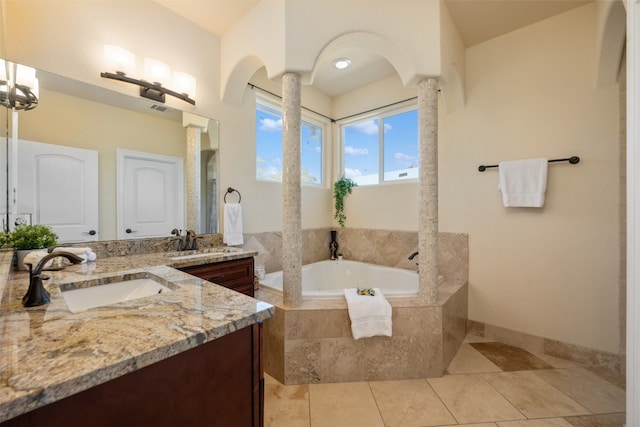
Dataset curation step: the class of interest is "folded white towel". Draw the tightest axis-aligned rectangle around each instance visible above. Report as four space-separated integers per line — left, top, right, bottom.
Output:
52 247 97 263
498 158 548 207
344 288 392 339
223 203 244 246
23 250 52 269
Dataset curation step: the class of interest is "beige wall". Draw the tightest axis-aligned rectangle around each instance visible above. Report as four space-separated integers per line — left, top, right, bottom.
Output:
439 4 620 353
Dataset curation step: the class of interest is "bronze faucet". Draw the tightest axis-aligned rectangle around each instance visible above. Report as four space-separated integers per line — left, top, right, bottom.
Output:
171 228 200 251
23 251 84 307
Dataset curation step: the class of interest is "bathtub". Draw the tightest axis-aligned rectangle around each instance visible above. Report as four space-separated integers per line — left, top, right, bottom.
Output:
260 259 418 298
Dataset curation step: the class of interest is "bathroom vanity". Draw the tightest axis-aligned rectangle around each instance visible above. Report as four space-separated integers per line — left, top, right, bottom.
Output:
0 249 273 426
180 257 255 297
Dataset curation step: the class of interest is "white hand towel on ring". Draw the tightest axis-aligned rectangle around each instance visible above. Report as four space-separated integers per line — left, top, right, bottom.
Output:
223 203 244 246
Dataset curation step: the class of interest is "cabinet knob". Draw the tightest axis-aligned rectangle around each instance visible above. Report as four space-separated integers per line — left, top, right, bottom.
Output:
125 228 137 234
83 230 97 236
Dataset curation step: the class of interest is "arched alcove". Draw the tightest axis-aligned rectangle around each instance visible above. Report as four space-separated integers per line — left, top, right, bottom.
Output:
307 31 417 89
595 0 626 87
222 55 267 104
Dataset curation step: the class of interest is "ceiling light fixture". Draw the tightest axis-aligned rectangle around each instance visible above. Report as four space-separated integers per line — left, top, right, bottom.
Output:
100 45 196 105
0 59 39 111
333 58 352 70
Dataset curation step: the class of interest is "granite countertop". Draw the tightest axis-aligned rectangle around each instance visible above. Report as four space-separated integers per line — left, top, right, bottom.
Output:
0 248 274 423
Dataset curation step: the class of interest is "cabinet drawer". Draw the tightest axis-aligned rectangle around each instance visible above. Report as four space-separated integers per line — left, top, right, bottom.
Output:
180 257 254 297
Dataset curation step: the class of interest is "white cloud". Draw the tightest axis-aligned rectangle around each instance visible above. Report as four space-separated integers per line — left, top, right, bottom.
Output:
349 120 391 135
351 120 378 135
344 167 362 178
259 117 283 132
344 146 369 156
257 166 281 180
394 152 415 161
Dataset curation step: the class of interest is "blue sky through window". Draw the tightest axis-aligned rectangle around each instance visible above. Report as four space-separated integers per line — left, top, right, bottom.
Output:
256 105 323 184
344 108 418 184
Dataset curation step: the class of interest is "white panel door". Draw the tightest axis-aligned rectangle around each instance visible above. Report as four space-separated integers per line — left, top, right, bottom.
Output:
17 139 99 242
117 149 184 239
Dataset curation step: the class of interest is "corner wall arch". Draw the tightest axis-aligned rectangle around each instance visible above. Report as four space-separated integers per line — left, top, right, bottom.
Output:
222 55 267 105
595 0 627 87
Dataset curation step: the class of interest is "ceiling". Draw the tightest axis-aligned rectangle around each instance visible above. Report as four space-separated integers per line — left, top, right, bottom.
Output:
154 0 591 97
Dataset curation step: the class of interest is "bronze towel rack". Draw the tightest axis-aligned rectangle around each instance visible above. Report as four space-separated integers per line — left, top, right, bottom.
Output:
478 156 580 172
224 187 242 203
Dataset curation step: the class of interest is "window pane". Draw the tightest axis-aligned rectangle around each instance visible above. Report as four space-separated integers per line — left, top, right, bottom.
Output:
382 109 418 181
343 118 379 185
256 102 324 185
256 107 283 182
301 121 322 184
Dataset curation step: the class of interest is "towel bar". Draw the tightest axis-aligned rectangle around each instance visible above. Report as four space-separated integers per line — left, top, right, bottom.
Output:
478 156 580 172
224 187 242 203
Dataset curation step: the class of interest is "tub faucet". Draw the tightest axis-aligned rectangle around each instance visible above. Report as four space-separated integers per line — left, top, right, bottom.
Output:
408 251 419 273
23 251 84 307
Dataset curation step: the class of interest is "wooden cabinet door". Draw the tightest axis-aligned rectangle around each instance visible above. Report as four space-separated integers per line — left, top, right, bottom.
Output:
180 257 254 297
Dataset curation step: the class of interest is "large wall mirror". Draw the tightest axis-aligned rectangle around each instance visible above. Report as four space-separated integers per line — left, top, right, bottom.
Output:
0 61 220 242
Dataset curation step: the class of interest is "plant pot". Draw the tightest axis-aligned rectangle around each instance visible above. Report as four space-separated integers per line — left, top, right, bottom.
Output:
15 249 47 271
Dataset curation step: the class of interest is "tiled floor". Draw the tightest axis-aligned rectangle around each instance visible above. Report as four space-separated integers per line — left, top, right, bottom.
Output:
264 335 626 427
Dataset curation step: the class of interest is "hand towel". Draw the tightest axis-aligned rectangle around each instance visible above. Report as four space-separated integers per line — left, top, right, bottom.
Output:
223 203 244 246
23 250 52 269
498 158 548 207
344 288 392 339
52 247 97 263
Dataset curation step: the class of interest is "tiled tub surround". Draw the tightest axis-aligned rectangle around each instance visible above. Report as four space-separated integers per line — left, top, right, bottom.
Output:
0 247 273 423
250 229 469 384
258 282 467 384
245 228 469 285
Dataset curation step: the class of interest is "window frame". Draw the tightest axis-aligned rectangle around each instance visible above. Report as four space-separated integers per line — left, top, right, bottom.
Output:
340 100 418 186
255 93 328 187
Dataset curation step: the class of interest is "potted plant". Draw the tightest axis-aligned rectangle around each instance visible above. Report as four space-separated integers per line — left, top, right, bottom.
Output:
333 176 357 228
8 224 59 270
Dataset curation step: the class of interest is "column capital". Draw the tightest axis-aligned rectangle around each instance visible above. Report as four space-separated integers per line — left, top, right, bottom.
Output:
182 112 209 132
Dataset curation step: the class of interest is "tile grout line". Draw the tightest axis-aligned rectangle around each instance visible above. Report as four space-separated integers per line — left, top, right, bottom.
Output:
468 371 529 422
423 377 461 425
529 367 598 416
366 381 389 427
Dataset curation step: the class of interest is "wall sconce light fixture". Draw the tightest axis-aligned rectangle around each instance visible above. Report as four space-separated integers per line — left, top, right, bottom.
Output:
100 45 196 106
0 59 39 111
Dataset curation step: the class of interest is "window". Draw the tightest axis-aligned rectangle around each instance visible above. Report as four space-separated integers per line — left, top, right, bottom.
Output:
255 97 324 185
342 107 418 185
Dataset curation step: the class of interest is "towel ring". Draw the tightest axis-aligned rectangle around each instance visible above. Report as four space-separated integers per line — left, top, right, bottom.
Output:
224 187 241 203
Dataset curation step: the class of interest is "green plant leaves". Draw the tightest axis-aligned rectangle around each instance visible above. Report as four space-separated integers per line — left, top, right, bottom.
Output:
333 176 357 228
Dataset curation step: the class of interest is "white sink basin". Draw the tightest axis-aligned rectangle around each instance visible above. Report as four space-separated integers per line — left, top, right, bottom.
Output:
61 275 174 313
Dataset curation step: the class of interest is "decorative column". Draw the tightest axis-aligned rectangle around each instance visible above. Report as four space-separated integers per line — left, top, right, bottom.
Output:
418 78 439 303
281 72 302 306
183 113 210 232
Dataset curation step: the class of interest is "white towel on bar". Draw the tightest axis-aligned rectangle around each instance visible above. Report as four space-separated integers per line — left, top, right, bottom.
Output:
223 203 244 246
344 288 392 339
498 158 548 207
